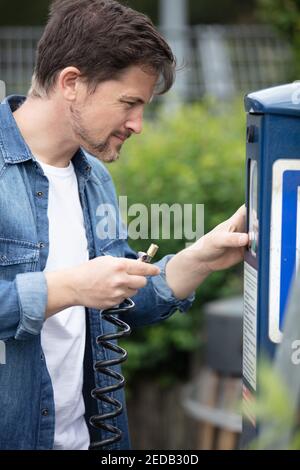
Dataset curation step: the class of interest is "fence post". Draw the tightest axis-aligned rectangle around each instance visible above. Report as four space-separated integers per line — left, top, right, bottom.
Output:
0 80 6 100
159 0 189 104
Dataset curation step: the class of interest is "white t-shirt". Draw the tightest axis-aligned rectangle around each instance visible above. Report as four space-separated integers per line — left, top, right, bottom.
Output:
40 160 90 450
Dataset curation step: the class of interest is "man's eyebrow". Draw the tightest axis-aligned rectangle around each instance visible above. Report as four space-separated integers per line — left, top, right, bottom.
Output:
120 94 147 105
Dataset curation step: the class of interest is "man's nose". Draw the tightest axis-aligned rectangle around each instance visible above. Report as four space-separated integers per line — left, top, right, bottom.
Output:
125 109 143 135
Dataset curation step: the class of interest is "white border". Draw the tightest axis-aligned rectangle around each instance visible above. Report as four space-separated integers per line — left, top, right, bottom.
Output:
269 159 300 343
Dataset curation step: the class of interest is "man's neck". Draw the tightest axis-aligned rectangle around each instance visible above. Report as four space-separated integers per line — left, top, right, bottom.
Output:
13 96 78 168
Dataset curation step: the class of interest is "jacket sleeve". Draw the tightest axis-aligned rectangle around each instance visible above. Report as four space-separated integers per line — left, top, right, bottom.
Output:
0 272 47 341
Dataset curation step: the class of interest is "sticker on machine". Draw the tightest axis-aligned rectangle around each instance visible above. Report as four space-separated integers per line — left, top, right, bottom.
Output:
243 262 257 391
269 159 300 343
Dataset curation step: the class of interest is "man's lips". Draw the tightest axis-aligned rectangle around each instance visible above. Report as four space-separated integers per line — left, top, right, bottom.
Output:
114 133 130 142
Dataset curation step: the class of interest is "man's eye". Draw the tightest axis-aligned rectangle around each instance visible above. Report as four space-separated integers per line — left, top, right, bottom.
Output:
124 102 135 107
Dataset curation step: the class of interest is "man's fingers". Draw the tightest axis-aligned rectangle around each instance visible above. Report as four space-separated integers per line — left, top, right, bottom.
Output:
215 232 249 249
125 258 160 276
125 288 139 298
126 275 148 290
234 204 246 217
229 205 246 231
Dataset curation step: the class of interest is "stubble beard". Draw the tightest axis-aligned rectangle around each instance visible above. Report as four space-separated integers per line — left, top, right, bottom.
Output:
70 105 121 163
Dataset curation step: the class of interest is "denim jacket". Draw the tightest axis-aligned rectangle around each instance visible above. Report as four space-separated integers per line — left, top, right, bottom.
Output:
0 95 194 450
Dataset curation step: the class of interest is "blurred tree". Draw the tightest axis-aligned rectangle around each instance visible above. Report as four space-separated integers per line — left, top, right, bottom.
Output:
124 0 158 23
257 0 300 76
0 0 258 26
123 0 256 25
0 0 49 25
189 0 257 24
0 0 156 26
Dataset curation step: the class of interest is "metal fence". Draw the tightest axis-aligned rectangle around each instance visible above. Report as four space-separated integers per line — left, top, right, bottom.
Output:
173 24 293 100
0 24 293 99
0 27 43 95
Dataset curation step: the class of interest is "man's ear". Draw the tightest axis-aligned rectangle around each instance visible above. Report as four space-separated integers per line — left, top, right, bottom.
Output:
57 67 82 101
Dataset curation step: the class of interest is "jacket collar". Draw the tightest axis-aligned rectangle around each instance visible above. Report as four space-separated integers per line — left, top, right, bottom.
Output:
0 95 91 179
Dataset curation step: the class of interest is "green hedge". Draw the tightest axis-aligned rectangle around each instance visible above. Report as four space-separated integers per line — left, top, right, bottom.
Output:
107 100 246 384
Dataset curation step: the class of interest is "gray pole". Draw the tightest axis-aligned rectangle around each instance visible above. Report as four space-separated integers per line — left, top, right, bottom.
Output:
0 80 6 101
159 0 189 103
160 0 188 28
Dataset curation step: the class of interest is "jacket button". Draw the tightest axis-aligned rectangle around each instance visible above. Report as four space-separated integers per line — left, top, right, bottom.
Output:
39 242 45 249
36 191 43 197
41 408 49 416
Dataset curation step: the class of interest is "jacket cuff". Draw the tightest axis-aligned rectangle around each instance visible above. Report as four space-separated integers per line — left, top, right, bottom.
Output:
15 272 48 340
152 255 195 314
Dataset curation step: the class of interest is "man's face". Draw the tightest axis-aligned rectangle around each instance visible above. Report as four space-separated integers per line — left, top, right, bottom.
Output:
69 66 158 163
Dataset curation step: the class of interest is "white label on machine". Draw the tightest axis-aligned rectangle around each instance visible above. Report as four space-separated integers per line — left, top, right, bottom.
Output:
269 159 300 344
243 262 257 391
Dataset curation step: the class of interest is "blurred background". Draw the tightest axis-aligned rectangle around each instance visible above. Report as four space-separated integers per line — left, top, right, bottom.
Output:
1 0 299 450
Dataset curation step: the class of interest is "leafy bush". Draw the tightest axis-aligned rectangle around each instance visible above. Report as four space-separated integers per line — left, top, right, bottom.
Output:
107 100 246 384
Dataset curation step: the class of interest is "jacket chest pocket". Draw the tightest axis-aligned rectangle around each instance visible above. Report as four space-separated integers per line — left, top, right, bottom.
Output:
0 238 40 281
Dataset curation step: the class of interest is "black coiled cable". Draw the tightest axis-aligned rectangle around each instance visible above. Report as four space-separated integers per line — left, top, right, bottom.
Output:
89 298 134 449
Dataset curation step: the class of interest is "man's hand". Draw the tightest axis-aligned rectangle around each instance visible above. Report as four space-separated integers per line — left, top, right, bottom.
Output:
189 205 248 273
45 256 160 318
165 206 249 300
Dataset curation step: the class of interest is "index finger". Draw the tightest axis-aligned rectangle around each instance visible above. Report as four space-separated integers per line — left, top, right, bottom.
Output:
214 232 249 249
125 258 161 276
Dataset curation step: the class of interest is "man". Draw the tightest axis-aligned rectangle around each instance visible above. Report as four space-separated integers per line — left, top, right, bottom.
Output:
0 0 248 450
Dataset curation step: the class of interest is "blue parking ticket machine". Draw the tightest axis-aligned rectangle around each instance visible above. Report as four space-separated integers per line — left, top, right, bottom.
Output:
243 83 300 444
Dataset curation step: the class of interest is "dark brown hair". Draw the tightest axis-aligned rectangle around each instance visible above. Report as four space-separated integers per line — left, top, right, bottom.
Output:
31 0 176 97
